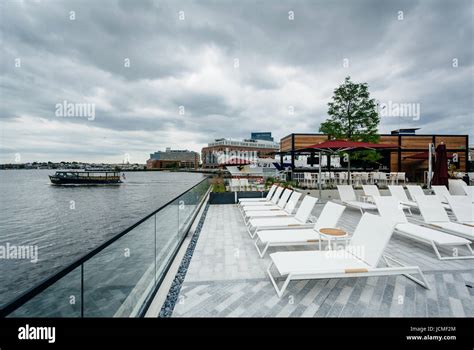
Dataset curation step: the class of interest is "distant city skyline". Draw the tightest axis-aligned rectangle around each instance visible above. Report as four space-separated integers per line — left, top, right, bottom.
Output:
1 0 473 163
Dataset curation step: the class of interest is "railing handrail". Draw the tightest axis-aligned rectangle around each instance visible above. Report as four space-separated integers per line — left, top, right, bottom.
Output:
0 176 210 317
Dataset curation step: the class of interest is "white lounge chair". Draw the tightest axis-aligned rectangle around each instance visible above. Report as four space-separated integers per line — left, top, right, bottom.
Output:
362 184 413 214
243 188 292 213
374 197 473 260
337 185 377 214
388 185 417 208
247 195 318 238
254 201 346 257
361 185 381 202
414 195 474 241
267 213 429 297
452 184 474 203
462 186 474 202
240 186 283 209
432 185 465 211
431 185 451 203
238 184 277 204
449 179 468 195
243 191 302 223
406 185 425 201
445 196 474 225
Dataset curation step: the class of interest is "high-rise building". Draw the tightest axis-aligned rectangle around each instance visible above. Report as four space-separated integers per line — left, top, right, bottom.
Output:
251 132 274 142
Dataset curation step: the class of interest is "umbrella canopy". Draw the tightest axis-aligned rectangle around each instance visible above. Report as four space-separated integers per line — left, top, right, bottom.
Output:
431 144 449 186
296 139 398 153
403 151 454 160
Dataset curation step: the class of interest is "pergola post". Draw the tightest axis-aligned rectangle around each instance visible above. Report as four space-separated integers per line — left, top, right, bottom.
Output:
318 151 322 199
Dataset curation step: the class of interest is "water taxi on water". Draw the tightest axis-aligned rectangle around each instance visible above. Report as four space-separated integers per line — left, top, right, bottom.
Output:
49 171 123 185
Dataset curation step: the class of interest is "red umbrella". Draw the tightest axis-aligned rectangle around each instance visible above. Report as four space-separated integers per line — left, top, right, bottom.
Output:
403 151 453 160
431 144 449 187
297 139 398 153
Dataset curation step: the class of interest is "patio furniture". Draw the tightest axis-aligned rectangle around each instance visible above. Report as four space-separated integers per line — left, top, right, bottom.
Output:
337 185 377 214
373 172 388 187
303 172 315 188
240 186 283 209
319 228 349 250
253 201 346 257
267 212 429 297
431 185 451 203
445 196 474 225
361 185 381 202
243 188 292 213
247 195 318 238
374 197 473 260
449 179 468 196
238 184 277 204
407 185 450 210
243 191 302 223
397 172 407 185
413 195 474 241
406 185 425 201
388 185 417 208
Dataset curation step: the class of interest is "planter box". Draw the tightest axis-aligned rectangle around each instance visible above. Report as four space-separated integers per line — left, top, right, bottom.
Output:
236 191 268 199
209 191 269 204
209 192 237 204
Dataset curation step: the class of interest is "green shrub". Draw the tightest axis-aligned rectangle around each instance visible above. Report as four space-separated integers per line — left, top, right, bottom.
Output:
212 183 226 193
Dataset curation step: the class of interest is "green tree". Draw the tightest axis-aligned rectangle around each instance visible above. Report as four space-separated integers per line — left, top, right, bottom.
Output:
320 76 381 163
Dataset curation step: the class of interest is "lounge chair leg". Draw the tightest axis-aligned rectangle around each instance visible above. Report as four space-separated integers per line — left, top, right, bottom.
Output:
254 237 270 258
430 241 474 260
245 219 252 229
267 262 292 298
414 267 430 289
432 241 443 260
466 244 473 255
247 225 257 238
249 228 258 239
246 224 254 237
383 255 430 289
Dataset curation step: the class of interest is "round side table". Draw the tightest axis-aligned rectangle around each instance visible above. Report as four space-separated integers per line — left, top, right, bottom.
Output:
318 228 349 250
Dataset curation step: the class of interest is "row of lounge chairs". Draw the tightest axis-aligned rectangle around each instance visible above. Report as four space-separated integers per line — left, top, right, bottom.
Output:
338 184 473 259
236 184 473 297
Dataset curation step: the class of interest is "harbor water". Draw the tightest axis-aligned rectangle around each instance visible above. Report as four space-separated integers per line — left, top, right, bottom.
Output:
0 170 205 308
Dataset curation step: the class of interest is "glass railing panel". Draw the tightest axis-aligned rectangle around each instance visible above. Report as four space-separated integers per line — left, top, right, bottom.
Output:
155 199 179 282
178 180 208 235
7 266 81 317
2 178 210 317
82 215 155 317
178 190 195 234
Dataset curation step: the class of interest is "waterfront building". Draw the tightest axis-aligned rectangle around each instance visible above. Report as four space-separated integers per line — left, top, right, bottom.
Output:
279 129 469 182
201 134 279 168
147 148 199 169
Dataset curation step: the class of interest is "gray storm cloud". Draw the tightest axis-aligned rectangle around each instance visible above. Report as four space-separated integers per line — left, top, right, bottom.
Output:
0 0 472 163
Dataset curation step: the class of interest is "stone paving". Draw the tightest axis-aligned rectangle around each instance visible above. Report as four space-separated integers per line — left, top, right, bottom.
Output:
172 200 474 317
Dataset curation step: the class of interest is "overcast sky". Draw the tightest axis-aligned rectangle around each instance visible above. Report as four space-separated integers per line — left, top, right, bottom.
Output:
1 0 472 163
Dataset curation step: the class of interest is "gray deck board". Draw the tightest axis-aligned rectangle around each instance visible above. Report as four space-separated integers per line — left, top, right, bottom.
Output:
171 202 474 317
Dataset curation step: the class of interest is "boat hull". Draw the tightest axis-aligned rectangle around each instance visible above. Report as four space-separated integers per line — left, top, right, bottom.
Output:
49 176 122 185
